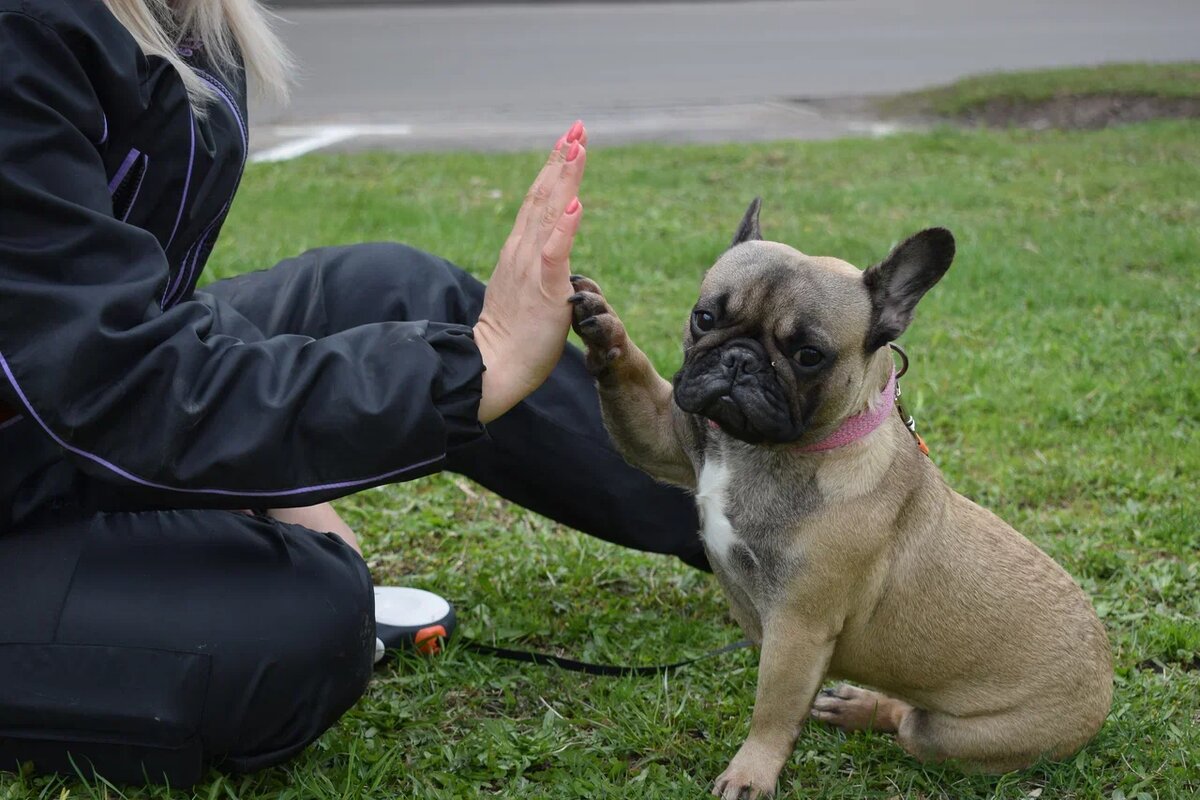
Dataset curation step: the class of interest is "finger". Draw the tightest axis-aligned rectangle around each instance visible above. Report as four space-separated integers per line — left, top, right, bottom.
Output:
525 143 586 252
565 119 588 148
501 119 580 256
502 142 567 256
540 198 582 286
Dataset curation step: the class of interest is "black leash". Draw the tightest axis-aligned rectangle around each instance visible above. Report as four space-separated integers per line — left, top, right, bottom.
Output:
457 637 754 677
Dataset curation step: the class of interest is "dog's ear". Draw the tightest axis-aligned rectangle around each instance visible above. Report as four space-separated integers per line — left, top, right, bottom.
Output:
862 228 955 351
729 197 763 249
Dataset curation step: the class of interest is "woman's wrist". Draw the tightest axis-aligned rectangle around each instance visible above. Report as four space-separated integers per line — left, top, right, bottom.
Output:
473 322 503 423
474 315 567 424
473 318 520 424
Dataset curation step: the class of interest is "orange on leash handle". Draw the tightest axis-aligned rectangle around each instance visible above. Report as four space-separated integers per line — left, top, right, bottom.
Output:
415 625 447 656
374 587 457 662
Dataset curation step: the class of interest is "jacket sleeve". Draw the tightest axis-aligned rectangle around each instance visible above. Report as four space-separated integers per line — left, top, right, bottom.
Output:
0 12 486 507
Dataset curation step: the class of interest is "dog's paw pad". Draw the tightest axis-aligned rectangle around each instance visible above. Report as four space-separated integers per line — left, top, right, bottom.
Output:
571 300 622 340
569 284 628 376
569 274 604 296
569 291 611 326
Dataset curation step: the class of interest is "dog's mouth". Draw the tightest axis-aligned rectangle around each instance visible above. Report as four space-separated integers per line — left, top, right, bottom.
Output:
703 396 749 435
673 345 800 445
682 388 794 445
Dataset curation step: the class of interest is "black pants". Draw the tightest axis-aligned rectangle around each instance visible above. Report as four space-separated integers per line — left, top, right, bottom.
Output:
0 244 704 786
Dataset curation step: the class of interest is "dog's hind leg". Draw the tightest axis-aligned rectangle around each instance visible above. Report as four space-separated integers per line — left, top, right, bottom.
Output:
812 686 1063 773
894 706 1054 773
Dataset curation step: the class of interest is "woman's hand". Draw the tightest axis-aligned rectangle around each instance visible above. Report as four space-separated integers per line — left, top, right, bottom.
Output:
474 122 588 423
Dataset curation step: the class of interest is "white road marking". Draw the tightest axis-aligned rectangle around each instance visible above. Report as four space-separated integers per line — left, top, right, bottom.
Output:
250 123 414 163
847 121 904 138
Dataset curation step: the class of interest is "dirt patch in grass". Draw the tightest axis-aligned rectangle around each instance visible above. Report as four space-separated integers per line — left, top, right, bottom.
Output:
960 94 1200 130
874 62 1200 131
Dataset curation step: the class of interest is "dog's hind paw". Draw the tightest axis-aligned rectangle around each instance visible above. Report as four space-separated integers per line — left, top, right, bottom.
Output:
810 683 908 734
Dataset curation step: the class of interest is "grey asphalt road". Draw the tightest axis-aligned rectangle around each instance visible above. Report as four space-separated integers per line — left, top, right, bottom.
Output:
249 0 1200 158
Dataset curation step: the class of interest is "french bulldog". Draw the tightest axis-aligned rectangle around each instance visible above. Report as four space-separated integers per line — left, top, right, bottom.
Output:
567 199 1112 798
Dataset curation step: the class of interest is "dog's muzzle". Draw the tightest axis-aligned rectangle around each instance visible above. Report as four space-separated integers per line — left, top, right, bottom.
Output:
673 339 798 444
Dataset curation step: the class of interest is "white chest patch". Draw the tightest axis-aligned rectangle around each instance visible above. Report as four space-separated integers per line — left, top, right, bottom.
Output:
695 459 738 565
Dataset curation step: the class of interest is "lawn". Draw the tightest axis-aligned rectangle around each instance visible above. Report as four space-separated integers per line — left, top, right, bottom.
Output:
4 119 1197 799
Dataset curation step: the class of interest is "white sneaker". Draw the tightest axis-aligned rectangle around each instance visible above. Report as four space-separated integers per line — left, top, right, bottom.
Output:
373 586 456 663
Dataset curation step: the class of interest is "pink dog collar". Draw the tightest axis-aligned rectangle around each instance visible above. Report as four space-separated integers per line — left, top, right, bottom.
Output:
796 369 896 453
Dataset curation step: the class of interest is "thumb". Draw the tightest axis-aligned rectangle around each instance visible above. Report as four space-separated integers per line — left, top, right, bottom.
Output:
541 198 583 287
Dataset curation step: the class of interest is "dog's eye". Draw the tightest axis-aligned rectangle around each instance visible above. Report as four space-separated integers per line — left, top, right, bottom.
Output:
692 310 715 334
795 347 824 367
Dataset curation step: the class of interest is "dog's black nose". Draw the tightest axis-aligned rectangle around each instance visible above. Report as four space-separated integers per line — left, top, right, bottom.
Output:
720 342 765 375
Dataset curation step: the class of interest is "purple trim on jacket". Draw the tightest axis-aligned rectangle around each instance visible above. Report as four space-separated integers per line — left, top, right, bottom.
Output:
107 147 140 193
0 349 447 499
164 104 195 252
197 70 248 152
119 154 149 222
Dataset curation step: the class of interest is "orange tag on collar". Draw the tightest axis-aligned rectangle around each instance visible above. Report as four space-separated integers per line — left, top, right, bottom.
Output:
916 433 930 456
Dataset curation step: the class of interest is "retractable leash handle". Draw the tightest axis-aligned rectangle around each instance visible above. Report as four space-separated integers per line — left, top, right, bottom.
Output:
374 587 458 660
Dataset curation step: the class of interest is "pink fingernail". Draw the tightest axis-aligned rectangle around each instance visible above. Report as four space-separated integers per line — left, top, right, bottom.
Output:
567 120 584 143
566 197 581 214
566 141 581 162
555 135 566 152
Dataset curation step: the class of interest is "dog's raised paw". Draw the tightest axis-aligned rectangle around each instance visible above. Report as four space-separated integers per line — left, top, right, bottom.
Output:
568 275 628 376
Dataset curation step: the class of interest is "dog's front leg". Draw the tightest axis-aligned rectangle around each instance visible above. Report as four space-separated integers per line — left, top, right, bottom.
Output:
569 275 696 488
714 617 835 799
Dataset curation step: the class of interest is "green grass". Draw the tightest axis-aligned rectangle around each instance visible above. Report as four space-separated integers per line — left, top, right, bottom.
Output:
887 61 1200 117
5 120 1199 799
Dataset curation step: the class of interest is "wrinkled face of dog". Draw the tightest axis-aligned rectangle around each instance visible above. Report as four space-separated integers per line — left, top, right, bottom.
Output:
672 199 955 446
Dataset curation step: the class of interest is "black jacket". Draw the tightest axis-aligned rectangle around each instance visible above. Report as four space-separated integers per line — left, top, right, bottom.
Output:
0 0 485 526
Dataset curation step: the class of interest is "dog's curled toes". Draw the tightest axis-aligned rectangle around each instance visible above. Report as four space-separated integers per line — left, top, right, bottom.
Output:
568 274 628 376
712 743 784 800
810 684 908 734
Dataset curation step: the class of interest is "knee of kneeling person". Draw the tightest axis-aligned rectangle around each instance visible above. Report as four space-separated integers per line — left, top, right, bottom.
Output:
284 536 375 685
296 549 375 670
211 542 376 771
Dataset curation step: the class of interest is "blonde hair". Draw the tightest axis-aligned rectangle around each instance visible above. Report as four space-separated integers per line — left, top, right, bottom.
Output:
103 0 292 109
